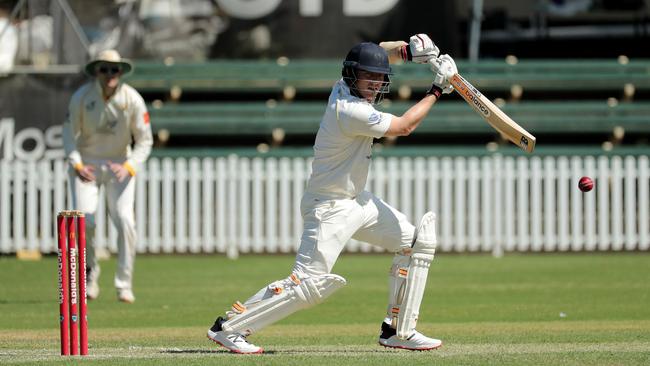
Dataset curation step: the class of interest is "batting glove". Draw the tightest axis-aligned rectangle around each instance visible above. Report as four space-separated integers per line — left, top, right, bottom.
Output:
402 34 440 64
429 54 457 94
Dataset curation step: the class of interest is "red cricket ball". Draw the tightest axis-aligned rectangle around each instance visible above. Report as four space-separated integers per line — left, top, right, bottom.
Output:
578 176 594 192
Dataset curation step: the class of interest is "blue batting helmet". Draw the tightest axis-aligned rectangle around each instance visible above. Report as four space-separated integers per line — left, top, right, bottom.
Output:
342 42 392 104
343 42 392 75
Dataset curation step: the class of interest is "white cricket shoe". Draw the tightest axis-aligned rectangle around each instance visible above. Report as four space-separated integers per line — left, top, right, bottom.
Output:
87 280 100 300
117 288 136 303
207 317 263 354
86 268 100 300
378 321 442 351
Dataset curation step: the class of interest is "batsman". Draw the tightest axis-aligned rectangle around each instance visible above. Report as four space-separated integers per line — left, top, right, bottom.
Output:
207 34 458 353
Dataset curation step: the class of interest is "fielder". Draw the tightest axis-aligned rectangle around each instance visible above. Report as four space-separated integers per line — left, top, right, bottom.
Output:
63 50 153 303
207 35 457 353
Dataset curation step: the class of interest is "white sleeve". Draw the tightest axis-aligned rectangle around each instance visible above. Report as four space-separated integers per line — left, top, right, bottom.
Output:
0 24 17 72
337 102 392 138
62 92 83 168
126 92 153 170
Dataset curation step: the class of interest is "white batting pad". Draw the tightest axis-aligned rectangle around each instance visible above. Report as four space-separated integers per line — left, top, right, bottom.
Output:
387 254 409 324
395 212 436 339
395 253 433 338
413 212 437 252
221 273 346 335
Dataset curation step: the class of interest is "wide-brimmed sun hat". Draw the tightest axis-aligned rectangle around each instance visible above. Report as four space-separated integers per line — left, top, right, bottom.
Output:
84 49 133 76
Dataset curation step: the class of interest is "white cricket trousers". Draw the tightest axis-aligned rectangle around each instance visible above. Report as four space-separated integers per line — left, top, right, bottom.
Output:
293 190 416 277
68 159 137 290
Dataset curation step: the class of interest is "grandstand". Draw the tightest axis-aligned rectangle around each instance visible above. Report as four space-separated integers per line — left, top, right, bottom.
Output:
2 0 649 154
125 59 650 149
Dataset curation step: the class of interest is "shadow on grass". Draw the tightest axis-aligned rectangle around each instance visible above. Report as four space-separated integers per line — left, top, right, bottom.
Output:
162 348 399 355
270 349 394 354
161 349 278 355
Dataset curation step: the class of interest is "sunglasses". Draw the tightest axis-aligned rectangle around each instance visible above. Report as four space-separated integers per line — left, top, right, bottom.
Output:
98 65 122 75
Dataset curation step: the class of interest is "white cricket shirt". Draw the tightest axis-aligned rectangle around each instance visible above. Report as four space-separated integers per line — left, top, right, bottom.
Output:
63 81 153 171
305 79 392 199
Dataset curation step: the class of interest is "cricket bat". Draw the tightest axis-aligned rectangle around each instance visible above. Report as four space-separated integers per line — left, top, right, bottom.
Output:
379 41 536 153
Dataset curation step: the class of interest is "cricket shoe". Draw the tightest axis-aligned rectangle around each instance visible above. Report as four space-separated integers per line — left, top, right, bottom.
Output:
378 321 442 351
207 317 263 354
117 288 135 303
86 268 100 300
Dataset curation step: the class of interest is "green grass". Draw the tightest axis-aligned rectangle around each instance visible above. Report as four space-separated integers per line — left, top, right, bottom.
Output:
1 253 649 365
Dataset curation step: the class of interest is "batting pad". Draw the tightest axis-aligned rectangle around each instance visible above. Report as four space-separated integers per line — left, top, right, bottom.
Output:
222 274 346 335
396 212 436 339
396 252 433 339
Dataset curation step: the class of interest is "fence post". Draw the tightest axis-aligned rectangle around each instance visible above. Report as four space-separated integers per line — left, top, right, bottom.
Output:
492 154 503 258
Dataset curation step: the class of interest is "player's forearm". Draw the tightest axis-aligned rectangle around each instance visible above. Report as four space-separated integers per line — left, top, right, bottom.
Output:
380 41 408 64
402 94 438 131
385 94 437 137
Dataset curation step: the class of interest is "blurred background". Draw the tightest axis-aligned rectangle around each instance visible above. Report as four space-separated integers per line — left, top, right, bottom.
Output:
1 0 649 257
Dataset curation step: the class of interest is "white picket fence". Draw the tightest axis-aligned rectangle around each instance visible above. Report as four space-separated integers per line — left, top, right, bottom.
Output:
1 154 649 257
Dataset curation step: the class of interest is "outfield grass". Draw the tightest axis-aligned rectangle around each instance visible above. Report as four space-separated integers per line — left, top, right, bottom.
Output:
1 253 649 365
